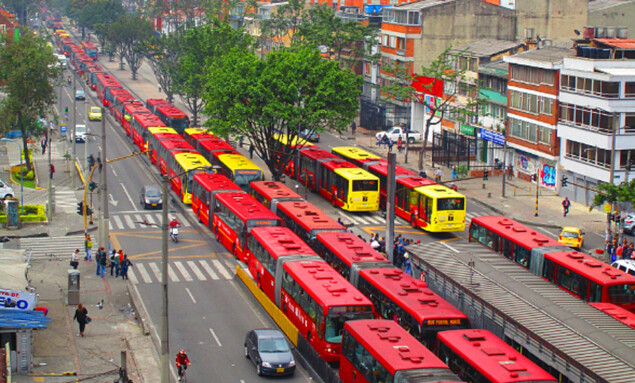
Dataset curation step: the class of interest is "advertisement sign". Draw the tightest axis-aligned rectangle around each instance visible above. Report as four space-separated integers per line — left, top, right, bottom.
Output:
480 129 505 146
60 123 67 133
0 288 37 310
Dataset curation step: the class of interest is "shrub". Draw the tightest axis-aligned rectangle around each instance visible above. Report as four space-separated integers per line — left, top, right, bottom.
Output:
455 164 468 179
0 204 47 223
13 169 35 181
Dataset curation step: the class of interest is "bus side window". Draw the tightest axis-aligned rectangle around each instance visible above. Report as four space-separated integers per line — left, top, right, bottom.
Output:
542 258 555 281
589 283 602 302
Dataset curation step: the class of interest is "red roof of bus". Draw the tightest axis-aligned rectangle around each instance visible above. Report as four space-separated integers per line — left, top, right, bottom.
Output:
320 159 355 171
300 148 340 162
81 41 97 49
193 173 242 193
151 133 181 141
345 320 452 375
368 163 417 178
471 216 563 250
284 260 372 307
124 103 152 115
215 192 281 223
86 65 104 74
276 201 346 232
109 88 132 98
160 139 195 152
315 232 389 267
156 105 188 118
359 268 468 325
250 181 303 202
397 176 436 189
436 329 557 382
146 98 170 107
114 94 135 105
96 74 122 89
134 113 166 128
544 250 635 287
589 303 635 329
251 226 317 259
199 139 235 153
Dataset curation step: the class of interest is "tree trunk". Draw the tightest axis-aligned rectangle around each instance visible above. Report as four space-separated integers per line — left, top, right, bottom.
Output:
418 120 432 173
18 113 32 172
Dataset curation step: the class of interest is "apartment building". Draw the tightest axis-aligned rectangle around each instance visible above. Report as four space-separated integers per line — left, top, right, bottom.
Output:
557 38 635 205
503 47 572 188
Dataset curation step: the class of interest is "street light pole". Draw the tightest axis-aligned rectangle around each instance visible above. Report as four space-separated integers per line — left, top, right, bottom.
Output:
160 174 170 383
101 109 109 259
72 74 77 189
47 120 53 222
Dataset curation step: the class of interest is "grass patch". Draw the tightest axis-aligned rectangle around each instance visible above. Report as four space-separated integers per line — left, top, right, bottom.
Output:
9 171 36 189
0 204 47 222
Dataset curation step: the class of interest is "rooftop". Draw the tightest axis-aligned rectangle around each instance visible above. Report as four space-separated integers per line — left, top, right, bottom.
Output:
478 59 509 77
594 38 635 50
391 0 456 11
505 46 573 69
452 39 523 58
588 0 635 11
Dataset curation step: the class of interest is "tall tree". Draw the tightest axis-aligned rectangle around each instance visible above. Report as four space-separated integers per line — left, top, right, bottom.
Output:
259 0 304 48
78 0 124 37
204 47 361 180
144 33 184 103
108 14 154 78
0 29 59 171
1 0 40 25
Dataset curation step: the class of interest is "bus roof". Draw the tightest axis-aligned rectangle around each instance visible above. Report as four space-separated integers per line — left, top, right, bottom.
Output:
81 41 97 49
152 133 182 141
437 329 557 383
160 140 195 152
277 201 346 232
398 176 436 189
251 226 317 259
215 192 281 222
115 94 135 104
471 216 563 250
589 303 635 329
199 139 234 153
96 73 118 83
544 250 635 287
273 133 315 148
216 153 262 171
284 260 371 307
193 173 241 193
124 103 152 115
156 105 188 117
147 127 178 135
345 320 451 375
173 152 211 170
109 88 132 98
359 268 468 324
146 98 170 107
134 113 167 127
368 163 417 178
415 184 465 199
320 160 354 172
334 167 380 181
332 146 381 161
315 232 388 266
250 181 303 201
300 148 340 162
184 127 214 138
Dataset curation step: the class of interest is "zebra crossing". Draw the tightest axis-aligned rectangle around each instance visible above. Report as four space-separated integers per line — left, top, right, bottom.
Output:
54 188 78 213
18 236 95 258
340 210 485 228
109 212 191 231
127 259 233 284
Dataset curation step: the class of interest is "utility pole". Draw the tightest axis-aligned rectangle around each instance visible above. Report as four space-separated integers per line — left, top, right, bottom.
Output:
160 174 170 383
72 74 77 189
386 152 396 264
101 109 109 253
84 96 88 172
47 120 53 222
534 168 539 217
501 139 507 198
608 114 618 241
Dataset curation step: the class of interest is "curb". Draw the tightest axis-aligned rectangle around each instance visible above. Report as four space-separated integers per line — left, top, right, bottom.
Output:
127 280 160 352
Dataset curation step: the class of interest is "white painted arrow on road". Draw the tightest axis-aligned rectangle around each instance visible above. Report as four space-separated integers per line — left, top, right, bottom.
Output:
109 194 119 206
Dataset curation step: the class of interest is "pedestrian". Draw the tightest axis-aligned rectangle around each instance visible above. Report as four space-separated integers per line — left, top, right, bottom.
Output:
249 144 255 159
120 255 133 280
387 138 394 152
109 251 117 276
337 217 344 226
452 165 456 180
403 252 412 275
97 156 102 173
70 249 80 269
507 165 513 180
397 136 403 153
434 168 443 183
73 303 89 337
370 238 380 250
95 247 106 277
351 121 357 135
610 239 618 263
112 250 122 277
616 242 624 259
49 163 55 179
84 234 93 261
381 135 389 149
630 243 635 259
376 136 382 148
562 197 571 217
41 136 47 155
623 242 633 260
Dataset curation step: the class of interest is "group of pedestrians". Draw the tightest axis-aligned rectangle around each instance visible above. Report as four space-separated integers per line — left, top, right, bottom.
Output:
606 238 635 263
367 233 416 276
94 248 133 279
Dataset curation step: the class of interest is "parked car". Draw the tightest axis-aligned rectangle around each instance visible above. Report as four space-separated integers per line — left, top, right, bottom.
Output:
612 259 635 276
75 89 85 100
140 185 162 210
623 214 635 234
558 226 584 249
73 124 87 143
299 129 320 143
244 329 295 376
0 179 14 200
375 126 421 143
88 106 102 121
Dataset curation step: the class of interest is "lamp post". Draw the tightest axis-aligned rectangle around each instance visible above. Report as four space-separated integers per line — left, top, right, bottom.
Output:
2 138 23 211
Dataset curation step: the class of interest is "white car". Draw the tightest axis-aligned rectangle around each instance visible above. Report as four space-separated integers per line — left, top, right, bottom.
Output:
375 126 421 143
73 124 87 143
0 179 14 200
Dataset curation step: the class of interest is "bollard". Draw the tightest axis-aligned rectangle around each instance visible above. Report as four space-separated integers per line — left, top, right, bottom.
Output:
482 183 486 189
488 192 491 198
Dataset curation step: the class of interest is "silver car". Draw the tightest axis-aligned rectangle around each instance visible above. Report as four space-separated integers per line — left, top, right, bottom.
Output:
140 185 162 210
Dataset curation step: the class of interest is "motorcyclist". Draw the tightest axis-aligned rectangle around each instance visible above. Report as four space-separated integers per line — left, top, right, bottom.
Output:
175 349 190 380
168 216 180 236
67 75 71 85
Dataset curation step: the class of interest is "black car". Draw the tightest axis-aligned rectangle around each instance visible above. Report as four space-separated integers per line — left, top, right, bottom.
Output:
244 329 296 376
299 129 320 143
140 185 162 210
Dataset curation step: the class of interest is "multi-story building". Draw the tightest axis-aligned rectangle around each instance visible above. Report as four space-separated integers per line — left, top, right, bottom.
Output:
557 38 635 205
0 7 17 41
477 60 510 165
503 46 572 188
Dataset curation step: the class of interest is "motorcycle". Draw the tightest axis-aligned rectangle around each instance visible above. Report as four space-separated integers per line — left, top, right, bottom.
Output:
170 225 180 243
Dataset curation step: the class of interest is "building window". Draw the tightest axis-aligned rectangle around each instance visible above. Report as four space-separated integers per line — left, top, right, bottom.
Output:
539 126 552 145
565 141 611 169
509 90 553 116
458 56 477 71
382 34 388 46
559 103 616 133
560 75 620 98
619 150 635 169
388 10 420 25
541 97 553 115
626 82 635 98
511 65 556 86
509 117 538 143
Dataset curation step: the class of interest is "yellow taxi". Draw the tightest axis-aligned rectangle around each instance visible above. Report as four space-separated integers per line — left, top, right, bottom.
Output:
88 106 102 121
558 227 584 249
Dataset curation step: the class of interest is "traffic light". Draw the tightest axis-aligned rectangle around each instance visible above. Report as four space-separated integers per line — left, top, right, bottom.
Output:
88 181 97 191
561 176 568 187
86 205 93 216
76 201 84 216
87 155 95 169
483 170 489 181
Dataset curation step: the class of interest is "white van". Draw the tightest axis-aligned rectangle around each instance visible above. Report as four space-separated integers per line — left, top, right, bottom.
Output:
0 178 15 200
55 54 67 69
611 259 635 276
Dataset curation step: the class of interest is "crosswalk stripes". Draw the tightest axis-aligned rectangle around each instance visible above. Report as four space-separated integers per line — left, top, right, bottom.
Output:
54 189 78 213
127 259 233 284
340 212 409 227
108 212 192 231
18 236 95 258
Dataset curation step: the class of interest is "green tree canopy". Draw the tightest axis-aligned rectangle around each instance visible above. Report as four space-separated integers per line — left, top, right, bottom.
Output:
204 46 361 180
78 0 124 33
0 28 59 171
108 13 154 79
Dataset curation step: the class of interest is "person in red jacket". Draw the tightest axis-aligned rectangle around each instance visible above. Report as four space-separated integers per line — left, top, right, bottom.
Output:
176 349 190 380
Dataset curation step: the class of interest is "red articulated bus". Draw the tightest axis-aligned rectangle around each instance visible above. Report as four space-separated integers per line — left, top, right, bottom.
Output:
191 174 242 227
246 226 320 300
248 181 304 215
354 267 469 349
275 201 346 245
80 40 98 59
280 260 374 362
86 65 105 90
121 102 152 137
341 320 463 383
111 94 136 123
212 192 281 262
313 231 392 281
130 113 167 151
75 53 93 76
145 98 171 114
295 148 340 191
316 160 379 211
155 105 190 134
197 139 236 163
184 128 216 148
156 139 196 176
589 303 635 329
105 89 132 114
365 161 417 206
146 128 181 166
436 329 557 383
95 74 122 106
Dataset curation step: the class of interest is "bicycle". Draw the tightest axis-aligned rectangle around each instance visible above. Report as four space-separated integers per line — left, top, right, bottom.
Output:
178 367 187 382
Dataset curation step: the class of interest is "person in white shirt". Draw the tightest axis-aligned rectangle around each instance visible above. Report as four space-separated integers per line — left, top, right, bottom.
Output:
70 249 80 269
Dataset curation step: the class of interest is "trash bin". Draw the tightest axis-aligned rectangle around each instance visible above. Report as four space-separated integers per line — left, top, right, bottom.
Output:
4 198 20 229
68 269 80 305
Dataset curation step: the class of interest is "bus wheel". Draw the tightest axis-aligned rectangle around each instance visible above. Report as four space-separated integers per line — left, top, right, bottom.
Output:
215 227 220 242
410 215 417 228
307 332 312 341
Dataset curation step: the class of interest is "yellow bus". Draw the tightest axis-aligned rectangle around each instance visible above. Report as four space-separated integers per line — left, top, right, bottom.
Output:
167 152 213 204
273 133 315 149
331 146 382 168
318 160 380 212
409 184 466 232
214 153 264 191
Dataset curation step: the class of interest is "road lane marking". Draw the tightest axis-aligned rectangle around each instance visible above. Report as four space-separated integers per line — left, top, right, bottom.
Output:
167 264 179 282
209 327 222 347
127 268 139 284
145 214 156 225
187 261 207 281
124 215 136 229
442 242 460 253
212 259 232 279
174 261 193 281
537 226 557 237
185 287 197 304
113 215 123 229
121 184 138 211
136 263 153 283
134 214 144 225
199 260 219 280
149 262 162 281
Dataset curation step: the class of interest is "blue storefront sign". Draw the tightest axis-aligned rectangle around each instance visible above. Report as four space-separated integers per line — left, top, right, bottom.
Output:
480 129 505 146
60 124 67 133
